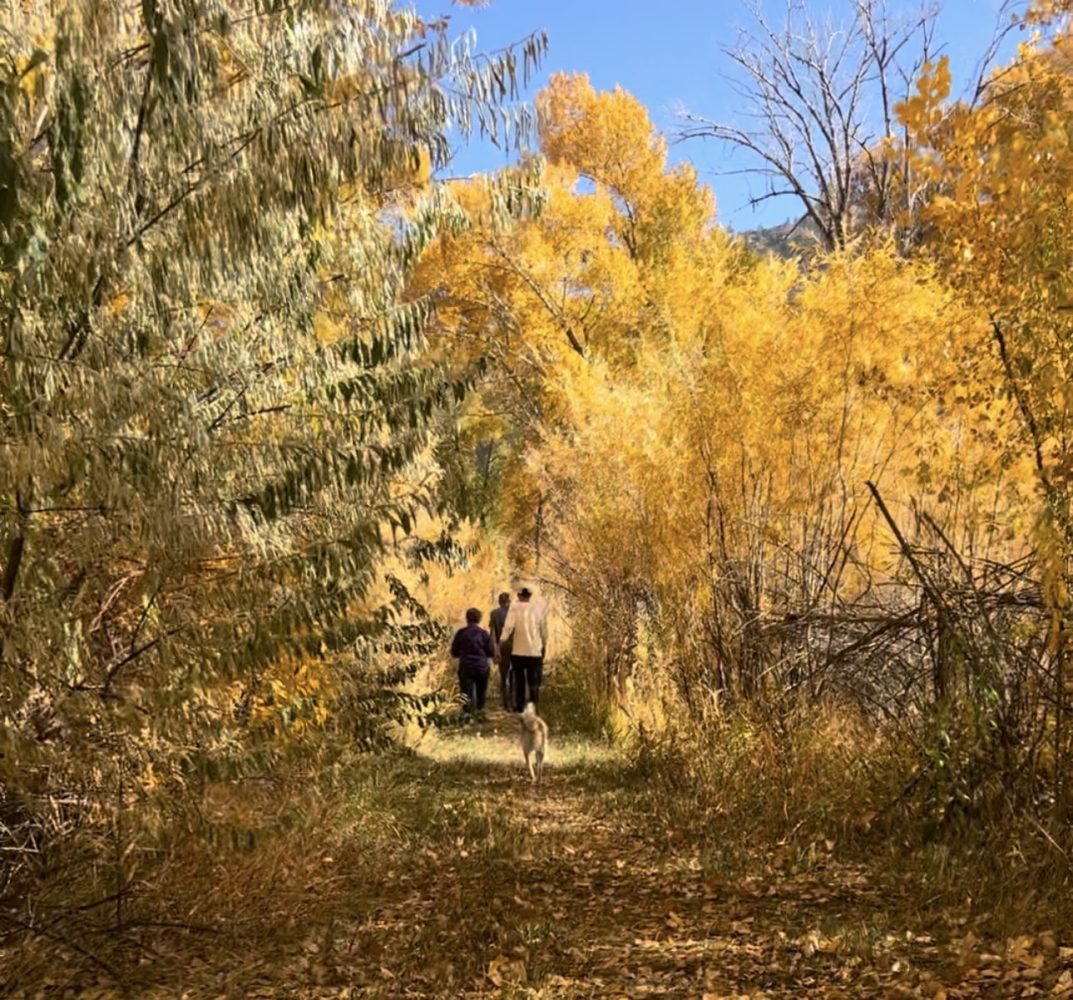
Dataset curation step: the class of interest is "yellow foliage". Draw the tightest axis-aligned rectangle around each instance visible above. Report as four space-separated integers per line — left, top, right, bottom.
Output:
899 22 1073 621
416 70 1041 710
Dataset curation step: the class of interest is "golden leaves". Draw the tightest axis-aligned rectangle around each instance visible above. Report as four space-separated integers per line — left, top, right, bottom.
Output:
537 73 716 259
1026 0 1073 25
898 14 1073 570
895 56 952 136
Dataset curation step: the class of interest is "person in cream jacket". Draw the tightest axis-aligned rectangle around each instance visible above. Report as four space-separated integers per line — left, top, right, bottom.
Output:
500 586 548 712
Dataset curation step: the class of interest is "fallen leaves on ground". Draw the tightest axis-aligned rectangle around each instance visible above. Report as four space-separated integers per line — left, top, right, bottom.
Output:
10 715 1073 998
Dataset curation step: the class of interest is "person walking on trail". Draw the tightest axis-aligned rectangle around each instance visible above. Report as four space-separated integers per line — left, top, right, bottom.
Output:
450 608 494 715
488 592 512 710
500 586 548 712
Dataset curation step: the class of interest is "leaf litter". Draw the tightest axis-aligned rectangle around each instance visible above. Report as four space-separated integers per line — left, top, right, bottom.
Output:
16 714 1073 999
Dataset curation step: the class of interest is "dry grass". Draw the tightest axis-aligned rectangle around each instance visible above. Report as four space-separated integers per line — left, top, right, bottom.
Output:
7 668 1073 997
620 699 1073 942
0 695 620 996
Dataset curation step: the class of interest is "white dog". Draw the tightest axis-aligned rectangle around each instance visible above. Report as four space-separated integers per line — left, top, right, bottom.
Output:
519 702 548 783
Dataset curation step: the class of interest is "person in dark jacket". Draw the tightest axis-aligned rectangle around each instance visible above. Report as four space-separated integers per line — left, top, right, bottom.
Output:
488 592 512 709
450 608 494 713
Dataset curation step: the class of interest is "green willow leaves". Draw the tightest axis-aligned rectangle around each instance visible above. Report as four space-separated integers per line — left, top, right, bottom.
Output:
0 0 543 935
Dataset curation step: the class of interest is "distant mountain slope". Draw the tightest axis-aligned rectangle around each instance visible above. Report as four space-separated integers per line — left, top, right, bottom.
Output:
740 216 823 258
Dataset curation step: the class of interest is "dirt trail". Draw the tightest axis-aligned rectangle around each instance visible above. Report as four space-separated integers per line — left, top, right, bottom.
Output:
251 709 1070 1000
15 710 1068 997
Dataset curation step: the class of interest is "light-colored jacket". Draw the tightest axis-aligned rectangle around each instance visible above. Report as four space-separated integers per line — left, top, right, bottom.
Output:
501 600 548 658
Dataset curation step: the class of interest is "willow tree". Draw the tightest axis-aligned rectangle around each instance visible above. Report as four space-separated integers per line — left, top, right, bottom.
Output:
0 0 543 936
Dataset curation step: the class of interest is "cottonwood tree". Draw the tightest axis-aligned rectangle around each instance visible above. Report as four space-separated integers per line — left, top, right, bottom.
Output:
679 0 1019 251
412 74 723 573
0 0 543 950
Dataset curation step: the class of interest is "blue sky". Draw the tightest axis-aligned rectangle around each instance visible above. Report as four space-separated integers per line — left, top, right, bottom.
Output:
413 0 1023 231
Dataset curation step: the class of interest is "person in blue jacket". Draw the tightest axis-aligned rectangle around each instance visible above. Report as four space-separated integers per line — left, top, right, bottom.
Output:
450 608 495 714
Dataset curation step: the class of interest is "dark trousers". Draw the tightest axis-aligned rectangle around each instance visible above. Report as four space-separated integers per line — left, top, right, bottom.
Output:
498 642 513 710
511 655 543 712
458 665 489 712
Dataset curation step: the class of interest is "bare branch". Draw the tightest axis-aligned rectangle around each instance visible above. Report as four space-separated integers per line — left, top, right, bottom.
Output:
678 0 939 250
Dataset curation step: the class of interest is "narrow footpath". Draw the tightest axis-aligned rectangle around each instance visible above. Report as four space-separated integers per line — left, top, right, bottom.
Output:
227 710 1072 1000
